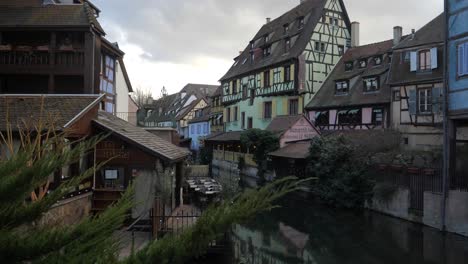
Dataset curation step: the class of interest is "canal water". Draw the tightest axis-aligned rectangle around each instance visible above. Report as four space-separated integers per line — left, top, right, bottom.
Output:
220 194 468 264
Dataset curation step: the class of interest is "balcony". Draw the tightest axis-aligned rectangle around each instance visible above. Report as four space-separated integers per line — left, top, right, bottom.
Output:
256 81 295 97
222 93 242 104
0 45 85 74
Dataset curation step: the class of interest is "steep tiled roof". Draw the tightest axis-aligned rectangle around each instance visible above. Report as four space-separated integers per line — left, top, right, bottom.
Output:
181 84 218 99
0 2 105 34
220 0 350 81
0 94 103 131
388 13 445 85
94 112 190 162
394 13 445 50
306 39 394 109
269 141 311 159
205 131 243 142
266 115 305 133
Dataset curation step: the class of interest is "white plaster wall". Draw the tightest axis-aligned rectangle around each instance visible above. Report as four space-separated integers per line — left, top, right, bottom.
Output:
115 61 130 114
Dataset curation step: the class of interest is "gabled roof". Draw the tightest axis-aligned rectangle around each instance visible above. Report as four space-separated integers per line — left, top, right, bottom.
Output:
93 112 190 162
188 107 212 124
0 2 105 34
306 39 394 110
266 115 305 133
388 13 445 86
269 140 311 159
0 94 103 132
205 131 243 142
394 13 445 50
220 0 350 81
181 84 219 99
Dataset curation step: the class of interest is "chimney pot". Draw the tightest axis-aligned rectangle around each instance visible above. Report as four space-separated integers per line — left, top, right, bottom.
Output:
393 26 403 46
266 17 271 24
351 22 360 48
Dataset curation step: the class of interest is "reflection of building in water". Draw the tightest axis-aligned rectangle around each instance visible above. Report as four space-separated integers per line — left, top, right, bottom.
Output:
231 223 317 264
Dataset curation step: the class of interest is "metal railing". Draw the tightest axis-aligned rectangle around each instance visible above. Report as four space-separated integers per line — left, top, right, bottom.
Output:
115 112 138 126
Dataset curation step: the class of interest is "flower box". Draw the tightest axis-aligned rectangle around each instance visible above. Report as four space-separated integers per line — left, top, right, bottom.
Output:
390 164 403 172
36 45 49 51
16 45 33 52
407 167 420 174
424 169 435 176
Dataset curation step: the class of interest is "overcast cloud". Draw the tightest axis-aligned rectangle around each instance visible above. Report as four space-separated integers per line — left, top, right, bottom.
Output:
93 0 443 96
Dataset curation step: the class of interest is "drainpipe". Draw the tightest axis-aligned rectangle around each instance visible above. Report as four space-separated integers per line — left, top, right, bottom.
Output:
441 0 449 233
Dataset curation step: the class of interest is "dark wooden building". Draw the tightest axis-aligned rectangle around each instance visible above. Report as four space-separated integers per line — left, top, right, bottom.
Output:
0 0 132 114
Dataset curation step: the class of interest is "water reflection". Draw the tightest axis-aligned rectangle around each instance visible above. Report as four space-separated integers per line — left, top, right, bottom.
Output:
230 195 468 264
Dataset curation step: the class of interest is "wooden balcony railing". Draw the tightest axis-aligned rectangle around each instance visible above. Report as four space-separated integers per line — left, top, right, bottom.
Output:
0 49 84 67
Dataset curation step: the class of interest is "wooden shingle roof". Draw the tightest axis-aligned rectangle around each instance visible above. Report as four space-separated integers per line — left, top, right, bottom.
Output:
94 112 190 162
0 2 105 34
0 94 103 132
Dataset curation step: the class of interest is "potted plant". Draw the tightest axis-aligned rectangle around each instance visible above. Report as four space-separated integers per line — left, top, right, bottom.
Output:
0 44 12 51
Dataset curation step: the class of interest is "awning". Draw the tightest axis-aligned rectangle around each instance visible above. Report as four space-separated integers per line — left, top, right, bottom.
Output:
348 109 360 114
217 114 223 121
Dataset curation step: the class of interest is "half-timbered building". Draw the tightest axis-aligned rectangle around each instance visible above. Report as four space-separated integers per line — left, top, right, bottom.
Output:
305 35 396 131
389 14 445 150
220 0 351 131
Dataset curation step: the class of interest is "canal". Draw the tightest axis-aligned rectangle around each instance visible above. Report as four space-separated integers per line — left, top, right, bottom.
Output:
205 194 468 264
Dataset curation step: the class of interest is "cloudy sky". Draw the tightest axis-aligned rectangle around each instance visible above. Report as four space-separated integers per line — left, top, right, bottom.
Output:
93 0 443 97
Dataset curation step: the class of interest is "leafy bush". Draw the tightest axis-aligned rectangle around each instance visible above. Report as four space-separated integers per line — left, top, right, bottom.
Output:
198 147 212 165
240 129 279 186
307 135 375 209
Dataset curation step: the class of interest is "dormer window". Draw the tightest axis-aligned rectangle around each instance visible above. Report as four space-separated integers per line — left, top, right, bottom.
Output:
263 45 272 57
374 56 382 65
418 49 431 71
363 77 379 92
283 24 289 34
250 41 254 50
345 62 353 71
298 17 305 29
359 59 367 68
322 15 327 23
336 81 349 94
410 48 438 72
264 34 269 43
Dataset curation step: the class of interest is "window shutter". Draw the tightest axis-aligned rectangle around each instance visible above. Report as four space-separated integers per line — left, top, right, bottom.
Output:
459 44 465 76
272 100 277 118
282 97 288 115
270 69 274 86
291 64 295 81
408 89 417 115
431 47 438 69
410 52 417 72
260 73 264 88
280 68 285 83
432 87 442 114
259 102 264 118
298 98 303 114
223 108 227 123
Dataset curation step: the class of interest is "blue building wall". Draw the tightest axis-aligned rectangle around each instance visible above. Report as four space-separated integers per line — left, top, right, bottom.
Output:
447 0 468 114
189 121 210 151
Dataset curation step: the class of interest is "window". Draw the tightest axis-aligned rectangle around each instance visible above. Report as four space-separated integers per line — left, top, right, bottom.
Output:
100 55 116 113
273 68 282 84
250 41 254 50
458 41 468 77
338 109 361 125
321 43 326 53
285 38 291 52
298 17 304 29
242 84 248 99
372 108 384 125
264 70 270 87
322 15 326 23
374 56 382 65
284 65 291 82
315 42 325 52
315 111 329 126
418 88 432 114
227 107 231 122
241 112 246 129
345 62 353 71
334 18 339 26
314 41 320 51
249 89 255 105
393 90 401 101
363 77 379 92
329 17 334 24
234 106 238 121
204 124 208 133
264 34 269 43
248 117 253 129
197 125 201 134
419 49 431 71
263 45 272 57
359 59 367 68
232 80 238 94
264 102 272 119
338 45 344 56
289 99 299 115
283 24 289 34
335 81 349 94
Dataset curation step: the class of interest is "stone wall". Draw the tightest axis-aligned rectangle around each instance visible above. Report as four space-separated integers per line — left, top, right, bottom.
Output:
40 192 92 227
370 183 468 237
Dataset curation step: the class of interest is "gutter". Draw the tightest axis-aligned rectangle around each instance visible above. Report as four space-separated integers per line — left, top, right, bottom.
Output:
441 0 449 233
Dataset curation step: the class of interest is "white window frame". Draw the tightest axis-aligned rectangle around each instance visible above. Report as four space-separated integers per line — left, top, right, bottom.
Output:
418 88 432 114
364 77 379 92
335 81 349 94
458 41 468 77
